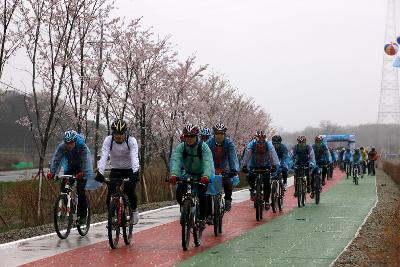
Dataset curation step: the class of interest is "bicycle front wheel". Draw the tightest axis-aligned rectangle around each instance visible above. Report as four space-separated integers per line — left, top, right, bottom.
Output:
193 201 203 247
122 199 133 245
54 194 72 239
181 199 191 251
301 179 306 207
77 201 91 236
255 182 263 221
108 201 120 249
315 175 320 205
213 196 220 237
271 182 278 213
278 182 283 211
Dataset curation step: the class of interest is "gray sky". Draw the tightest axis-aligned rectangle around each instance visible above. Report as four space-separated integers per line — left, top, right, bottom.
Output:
115 0 387 131
2 0 387 132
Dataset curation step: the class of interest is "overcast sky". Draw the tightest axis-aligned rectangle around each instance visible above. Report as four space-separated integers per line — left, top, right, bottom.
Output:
113 0 387 131
2 0 388 132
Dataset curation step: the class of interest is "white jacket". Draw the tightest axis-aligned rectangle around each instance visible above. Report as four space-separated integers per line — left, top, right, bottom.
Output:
98 135 140 175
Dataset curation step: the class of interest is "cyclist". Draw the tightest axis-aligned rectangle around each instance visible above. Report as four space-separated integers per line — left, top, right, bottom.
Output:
352 148 363 176
291 136 316 197
200 127 212 142
342 148 353 175
241 130 280 210
368 147 379 176
312 135 332 187
271 135 291 191
169 124 214 228
360 147 369 175
47 130 99 224
206 123 239 211
95 119 140 225
339 148 346 171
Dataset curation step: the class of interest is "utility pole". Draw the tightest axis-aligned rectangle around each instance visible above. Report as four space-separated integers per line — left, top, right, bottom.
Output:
378 0 400 124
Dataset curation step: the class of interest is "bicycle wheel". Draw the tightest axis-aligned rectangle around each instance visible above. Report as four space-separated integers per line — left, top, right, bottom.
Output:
271 181 278 213
213 196 219 237
296 177 301 208
301 179 306 207
255 181 263 221
193 201 202 247
278 182 283 212
181 199 191 251
315 175 320 205
218 197 224 234
107 200 120 249
122 199 133 245
77 200 91 236
54 194 72 239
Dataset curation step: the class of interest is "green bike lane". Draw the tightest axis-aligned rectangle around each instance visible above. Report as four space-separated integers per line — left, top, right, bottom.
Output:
179 175 377 267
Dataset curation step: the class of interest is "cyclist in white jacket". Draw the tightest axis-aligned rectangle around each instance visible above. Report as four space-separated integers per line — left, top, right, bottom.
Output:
95 119 140 224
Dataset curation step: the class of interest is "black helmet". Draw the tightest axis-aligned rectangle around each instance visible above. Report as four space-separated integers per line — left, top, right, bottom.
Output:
272 135 282 144
111 119 128 134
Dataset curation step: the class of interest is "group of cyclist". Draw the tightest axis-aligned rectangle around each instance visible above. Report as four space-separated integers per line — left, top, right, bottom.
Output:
47 118 379 233
339 146 379 177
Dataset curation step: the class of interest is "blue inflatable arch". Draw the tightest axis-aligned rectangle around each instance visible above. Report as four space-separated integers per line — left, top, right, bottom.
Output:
320 134 356 150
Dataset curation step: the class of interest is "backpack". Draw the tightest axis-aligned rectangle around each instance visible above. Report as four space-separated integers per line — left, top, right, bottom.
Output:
110 135 130 151
183 141 203 160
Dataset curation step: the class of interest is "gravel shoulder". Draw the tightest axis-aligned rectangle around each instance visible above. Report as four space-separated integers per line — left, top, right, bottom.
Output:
333 169 400 267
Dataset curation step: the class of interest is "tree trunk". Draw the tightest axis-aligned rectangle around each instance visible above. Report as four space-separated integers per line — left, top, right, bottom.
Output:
139 102 149 203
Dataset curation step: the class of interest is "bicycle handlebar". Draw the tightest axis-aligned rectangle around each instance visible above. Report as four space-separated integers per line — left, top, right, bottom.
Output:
104 177 130 185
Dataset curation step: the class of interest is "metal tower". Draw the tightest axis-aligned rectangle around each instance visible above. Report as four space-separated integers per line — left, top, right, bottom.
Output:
378 0 400 124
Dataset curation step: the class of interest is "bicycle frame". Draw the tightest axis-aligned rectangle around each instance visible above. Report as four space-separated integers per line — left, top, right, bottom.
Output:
105 177 130 225
57 175 78 219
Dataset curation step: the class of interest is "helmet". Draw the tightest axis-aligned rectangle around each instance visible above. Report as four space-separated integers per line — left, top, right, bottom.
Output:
64 130 78 143
346 148 350 152
355 148 360 152
360 146 364 150
183 124 200 136
213 123 227 134
111 119 128 134
297 135 306 143
315 135 323 143
271 135 282 144
200 127 212 136
256 130 266 138
371 147 376 151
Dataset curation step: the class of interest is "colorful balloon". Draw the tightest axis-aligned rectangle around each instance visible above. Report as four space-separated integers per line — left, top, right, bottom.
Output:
385 43 398 56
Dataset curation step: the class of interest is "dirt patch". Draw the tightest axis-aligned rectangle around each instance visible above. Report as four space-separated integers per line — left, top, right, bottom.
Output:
333 169 400 267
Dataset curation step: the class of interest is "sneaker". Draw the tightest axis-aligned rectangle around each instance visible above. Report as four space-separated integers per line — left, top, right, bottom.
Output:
310 192 314 199
264 202 270 211
132 210 139 225
283 183 288 191
225 199 232 212
199 220 206 230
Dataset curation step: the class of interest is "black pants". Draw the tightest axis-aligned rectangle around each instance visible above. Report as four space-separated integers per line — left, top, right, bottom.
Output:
107 169 138 210
223 176 233 201
281 168 288 184
369 160 376 176
62 169 87 218
247 172 271 203
176 183 207 220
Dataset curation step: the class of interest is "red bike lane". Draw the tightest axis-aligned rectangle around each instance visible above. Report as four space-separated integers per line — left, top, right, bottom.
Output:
23 170 344 267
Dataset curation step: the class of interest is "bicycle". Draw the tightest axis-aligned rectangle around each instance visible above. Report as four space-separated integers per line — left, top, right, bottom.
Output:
294 165 308 208
352 163 360 185
327 163 334 180
177 177 205 251
250 169 270 221
105 177 133 249
206 173 226 236
270 170 284 213
345 161 352 179
53 175 91 239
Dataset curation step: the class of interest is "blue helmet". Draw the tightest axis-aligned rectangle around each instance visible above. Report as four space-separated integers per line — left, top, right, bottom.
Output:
200 127 212 136
64 130 78 143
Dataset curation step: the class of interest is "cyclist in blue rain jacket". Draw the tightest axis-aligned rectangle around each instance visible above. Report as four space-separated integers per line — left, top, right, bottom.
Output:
342 148 353 173
352 148 363 175
291 136 316 197
312 135 332 187
206 123 240 211
47 130 100 224
271 135 291 191
241 130 280 210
